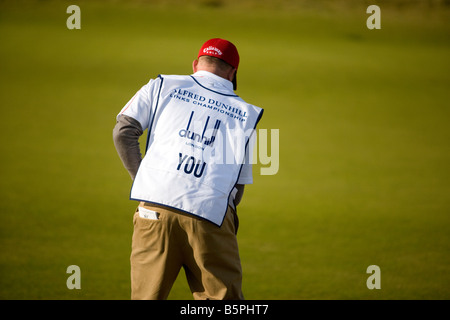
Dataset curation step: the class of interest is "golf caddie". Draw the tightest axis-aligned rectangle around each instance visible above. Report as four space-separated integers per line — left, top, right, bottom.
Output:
113 38 263 300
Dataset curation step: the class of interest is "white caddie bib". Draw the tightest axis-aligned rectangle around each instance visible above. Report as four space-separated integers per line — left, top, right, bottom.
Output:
130 74 263 226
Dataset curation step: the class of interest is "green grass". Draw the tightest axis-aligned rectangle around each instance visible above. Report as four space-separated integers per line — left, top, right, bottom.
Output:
0 0 449 299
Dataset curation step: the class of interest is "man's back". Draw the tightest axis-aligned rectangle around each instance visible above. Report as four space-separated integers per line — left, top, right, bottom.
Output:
129 71 263 226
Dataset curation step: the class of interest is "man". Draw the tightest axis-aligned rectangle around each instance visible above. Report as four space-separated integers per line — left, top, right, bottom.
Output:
113 38 263 300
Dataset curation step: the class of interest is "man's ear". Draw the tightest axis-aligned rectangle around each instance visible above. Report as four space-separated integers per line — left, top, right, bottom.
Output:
228 68 237 82
192 59 199 73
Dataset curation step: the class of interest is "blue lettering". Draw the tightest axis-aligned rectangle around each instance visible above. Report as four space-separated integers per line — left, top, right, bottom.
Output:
177 153 188 170
177 153 206 178
184 156 195 174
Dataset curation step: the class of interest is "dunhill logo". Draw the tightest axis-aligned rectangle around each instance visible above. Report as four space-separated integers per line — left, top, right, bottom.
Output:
178 111 221 147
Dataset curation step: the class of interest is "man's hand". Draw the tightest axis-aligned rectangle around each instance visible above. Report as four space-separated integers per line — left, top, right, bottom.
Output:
234 184 245 206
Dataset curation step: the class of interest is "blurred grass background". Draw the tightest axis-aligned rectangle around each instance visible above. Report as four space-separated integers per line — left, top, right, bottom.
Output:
0 0 449 299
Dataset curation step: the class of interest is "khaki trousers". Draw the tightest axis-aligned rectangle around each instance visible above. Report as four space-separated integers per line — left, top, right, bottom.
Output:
130 202 244 300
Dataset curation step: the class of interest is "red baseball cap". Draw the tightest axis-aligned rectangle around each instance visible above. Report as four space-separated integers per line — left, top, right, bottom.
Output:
197 38 239 90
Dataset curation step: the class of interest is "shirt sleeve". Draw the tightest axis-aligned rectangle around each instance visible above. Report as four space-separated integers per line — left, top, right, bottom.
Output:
113 115 143 180
117 77 161 130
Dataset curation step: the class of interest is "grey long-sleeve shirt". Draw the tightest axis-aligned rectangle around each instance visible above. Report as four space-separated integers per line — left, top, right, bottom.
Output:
112 114 143 180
